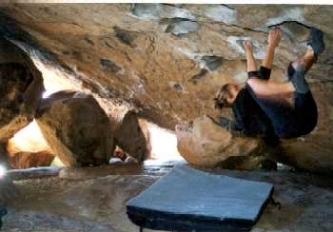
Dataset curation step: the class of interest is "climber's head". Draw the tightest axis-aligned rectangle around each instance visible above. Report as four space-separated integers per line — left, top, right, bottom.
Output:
214 83 240 110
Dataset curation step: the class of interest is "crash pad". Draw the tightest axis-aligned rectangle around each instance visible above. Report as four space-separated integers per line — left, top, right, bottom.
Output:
126 165 273 232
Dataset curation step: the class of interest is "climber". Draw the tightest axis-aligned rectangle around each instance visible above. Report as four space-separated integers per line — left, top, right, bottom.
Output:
214 26 324 144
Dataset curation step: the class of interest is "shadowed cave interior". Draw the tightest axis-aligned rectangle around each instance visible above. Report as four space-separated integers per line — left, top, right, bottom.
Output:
0 3 333 232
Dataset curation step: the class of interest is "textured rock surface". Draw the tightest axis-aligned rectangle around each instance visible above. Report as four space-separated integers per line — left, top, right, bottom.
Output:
0 4 332 173
0 38 44 142
2 165 333 232
110 109 148 162
176 115 261 168
9 151 54 169
6 120 56 169
36 91 115 167
0 176 17 206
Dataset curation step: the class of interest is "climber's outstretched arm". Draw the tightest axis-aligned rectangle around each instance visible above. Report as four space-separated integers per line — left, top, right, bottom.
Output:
262 27 281 69
243 41 257 73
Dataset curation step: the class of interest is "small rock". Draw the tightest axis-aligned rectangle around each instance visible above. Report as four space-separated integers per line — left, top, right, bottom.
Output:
109 110 148 162
109 157 123 164
125 156 137 164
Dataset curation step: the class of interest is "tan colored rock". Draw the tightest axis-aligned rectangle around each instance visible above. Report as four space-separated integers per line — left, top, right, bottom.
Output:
0 39 44 142
109 109 148 161
36 91 115 167
9 151 55 169
138 119 152 158
1 5 333 174
176 115 260 168
3 4 332 129
6 121 57 169
280 137 333 174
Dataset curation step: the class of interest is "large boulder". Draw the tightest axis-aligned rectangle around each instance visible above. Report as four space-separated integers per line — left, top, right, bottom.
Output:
109 109 148 161
35 91 115 167
279 137 333 174
176 115 261 168
0 38 44 142
176 115 333 174
138 119 152 158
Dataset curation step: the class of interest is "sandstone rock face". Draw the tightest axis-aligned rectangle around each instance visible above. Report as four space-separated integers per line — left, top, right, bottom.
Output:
9 151 54 169
6 120 56 169
0 38 44 142
280 138 333 174
36 91 115 167
0 5 333 173
176 115 260 168
109 109 148 162
138 119 152 158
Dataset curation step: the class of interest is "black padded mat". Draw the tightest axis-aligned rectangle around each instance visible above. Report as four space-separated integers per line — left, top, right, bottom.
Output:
126 165 274 232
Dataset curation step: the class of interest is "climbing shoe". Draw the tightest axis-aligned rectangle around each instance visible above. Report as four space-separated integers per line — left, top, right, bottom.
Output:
307 27 325 62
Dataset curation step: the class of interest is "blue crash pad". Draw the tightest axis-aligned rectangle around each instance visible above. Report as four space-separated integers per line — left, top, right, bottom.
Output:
126 165 273 232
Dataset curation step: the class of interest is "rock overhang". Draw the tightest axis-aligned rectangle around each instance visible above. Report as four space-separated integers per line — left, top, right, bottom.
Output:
0 4 333 173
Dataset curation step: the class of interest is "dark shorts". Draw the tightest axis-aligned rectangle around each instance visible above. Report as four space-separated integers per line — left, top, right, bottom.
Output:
248 66 271 80
247 66 318 138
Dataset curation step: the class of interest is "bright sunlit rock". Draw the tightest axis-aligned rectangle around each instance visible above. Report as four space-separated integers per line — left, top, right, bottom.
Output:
31 59 78 98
